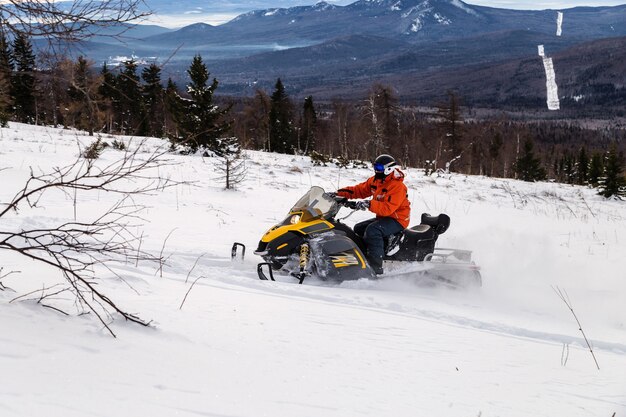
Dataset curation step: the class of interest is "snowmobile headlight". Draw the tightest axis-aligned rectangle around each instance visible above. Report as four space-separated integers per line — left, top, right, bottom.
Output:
290 214 301 225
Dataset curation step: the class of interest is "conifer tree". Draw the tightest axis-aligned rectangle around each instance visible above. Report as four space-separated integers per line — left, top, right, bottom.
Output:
142 63 164 138
0 31 12 76
577 146 589 185
115 59 145 135
164 78 182 139
514 138 546 182
587 152 603 187
175 55 232 153
98 63 117 133
269 78 295 154
215 137 247 189
598 144 626 198
562 153 575 184
0 32 11 126
11 33 36 123
301 95 317 154
488 132 503 177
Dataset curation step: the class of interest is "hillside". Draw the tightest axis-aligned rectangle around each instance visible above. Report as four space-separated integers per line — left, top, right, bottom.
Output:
26 1 626 113
263 34 626 112
0 123 625 416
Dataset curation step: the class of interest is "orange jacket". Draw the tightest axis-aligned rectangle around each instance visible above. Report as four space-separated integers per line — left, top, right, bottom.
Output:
337 170 411 228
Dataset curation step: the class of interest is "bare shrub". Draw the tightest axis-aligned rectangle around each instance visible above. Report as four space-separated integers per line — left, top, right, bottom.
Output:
0 141 183 336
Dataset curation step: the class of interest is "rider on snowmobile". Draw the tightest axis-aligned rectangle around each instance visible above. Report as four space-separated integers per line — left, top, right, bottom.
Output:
333 154 411 275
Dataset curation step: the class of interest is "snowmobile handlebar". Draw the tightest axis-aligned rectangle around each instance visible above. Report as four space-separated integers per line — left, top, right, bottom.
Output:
333 196 359 210
325 193 365 210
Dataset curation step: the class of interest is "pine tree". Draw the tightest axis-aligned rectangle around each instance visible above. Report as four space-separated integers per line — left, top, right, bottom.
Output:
598 144 626 198
301 95 317 154
215 137 247 189
176 55 232 153
269 78 295 154
163 78 182 139
488 132 503 177
0 32 12 76
0 31 12 126
98 63 117 133
576 146 589 185
587 152 603 187
514 138 546 182
562 153 575 184
11 33 37 123
142 63 164 138
115 60 145 135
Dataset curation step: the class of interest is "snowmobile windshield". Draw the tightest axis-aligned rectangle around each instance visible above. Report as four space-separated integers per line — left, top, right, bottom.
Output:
290 186 338 221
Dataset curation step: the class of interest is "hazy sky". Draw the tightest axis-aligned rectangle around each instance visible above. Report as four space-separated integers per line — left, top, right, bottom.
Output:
148 0 626 27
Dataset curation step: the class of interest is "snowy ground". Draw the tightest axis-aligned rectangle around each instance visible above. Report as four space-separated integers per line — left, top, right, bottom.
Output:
1 123 625 417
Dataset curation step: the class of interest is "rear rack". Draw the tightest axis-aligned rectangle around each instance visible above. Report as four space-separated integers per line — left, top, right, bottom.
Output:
427 248 476 265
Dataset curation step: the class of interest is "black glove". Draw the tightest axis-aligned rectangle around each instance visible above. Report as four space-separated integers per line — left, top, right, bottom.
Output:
355 200 370 211
326 191 337 198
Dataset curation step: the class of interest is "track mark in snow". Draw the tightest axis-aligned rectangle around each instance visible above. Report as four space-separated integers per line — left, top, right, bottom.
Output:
204 270 626 355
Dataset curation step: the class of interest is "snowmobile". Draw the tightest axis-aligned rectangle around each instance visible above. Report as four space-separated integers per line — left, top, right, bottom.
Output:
237 186 481 287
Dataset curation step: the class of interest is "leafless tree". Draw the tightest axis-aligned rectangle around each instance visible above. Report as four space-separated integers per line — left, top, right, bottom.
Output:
363 93 384 158
0 141 182 337
0 0 150 42
331 99 350 159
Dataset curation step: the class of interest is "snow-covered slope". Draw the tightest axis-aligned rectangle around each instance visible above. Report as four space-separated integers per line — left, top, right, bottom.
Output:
1 123 625 417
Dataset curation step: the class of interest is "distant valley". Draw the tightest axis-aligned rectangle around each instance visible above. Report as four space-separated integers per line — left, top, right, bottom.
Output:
52 0 626 113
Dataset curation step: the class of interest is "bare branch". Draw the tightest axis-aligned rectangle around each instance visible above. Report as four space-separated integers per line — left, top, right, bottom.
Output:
156 228 177 278
0 142 184 335
553 286 600 370
0 0 151 43
0 267 19 291
179 276 204 310
0 141 179 218
185 253 206 284
42 303 70 316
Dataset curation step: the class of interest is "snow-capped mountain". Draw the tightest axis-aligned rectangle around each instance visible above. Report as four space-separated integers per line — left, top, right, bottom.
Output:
52 0 626 111
133 0 625 51
232 0 338 21
73 0 626 62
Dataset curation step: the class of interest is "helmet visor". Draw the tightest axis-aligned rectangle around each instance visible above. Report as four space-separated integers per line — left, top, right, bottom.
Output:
373 163 386 173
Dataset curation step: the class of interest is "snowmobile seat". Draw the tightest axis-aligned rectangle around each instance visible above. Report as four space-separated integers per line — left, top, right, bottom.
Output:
420 213 450 235
386 213 451 261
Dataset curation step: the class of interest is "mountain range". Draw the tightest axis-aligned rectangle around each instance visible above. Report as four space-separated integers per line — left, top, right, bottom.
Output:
64 0 626 112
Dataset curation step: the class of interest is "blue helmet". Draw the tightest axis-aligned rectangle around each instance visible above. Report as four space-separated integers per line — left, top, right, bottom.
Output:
373 154 397 176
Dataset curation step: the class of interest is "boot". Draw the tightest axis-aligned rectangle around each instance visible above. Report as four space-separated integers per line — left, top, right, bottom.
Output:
367 255 384 275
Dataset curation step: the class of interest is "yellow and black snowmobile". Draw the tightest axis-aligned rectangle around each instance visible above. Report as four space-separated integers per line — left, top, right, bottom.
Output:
241 186 481 287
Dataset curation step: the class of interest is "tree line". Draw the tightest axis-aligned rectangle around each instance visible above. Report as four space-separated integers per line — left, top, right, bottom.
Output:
0 34 624 197
232 83 625 198
0 33 235 154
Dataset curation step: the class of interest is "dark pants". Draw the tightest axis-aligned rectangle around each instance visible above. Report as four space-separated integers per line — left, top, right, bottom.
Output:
354 217 404 269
